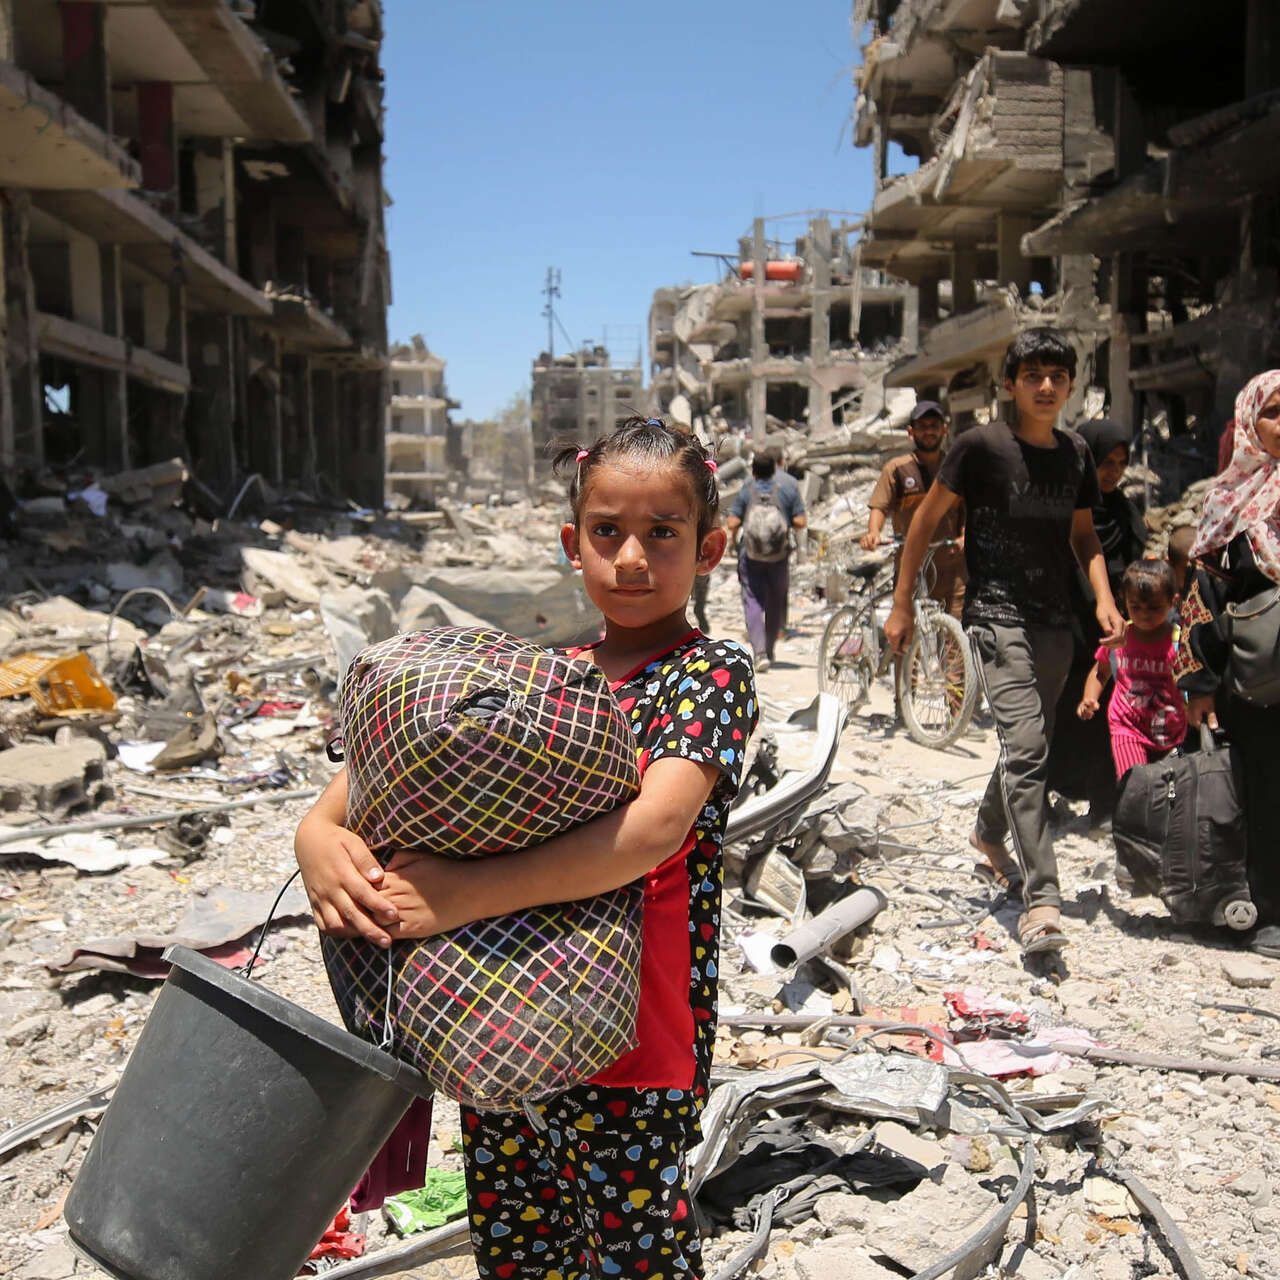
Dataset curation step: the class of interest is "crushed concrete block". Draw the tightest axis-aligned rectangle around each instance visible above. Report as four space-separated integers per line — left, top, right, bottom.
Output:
873 1121 948 1172
97 457 187 508
23 597 143 647
0 739 107 815
1083 1175 1141 1218
396 585 490 635
1228 1170 1271 1207
813 1191 873 1231
1221 954 1274 989
319 585 396 681
105 551 184 596
16 1243 76 1280
241 546 324 605
5 1012 50 1046
793 1235 902 1280
865 1163 999 1277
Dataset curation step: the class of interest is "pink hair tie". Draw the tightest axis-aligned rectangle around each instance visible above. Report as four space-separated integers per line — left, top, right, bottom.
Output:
575 449 589 462
705 458 718 473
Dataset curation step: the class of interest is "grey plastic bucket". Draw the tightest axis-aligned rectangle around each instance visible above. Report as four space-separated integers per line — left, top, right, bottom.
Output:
64 945 431 1280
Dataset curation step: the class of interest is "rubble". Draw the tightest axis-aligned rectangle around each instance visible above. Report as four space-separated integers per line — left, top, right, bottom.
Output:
0 741 108 817
0 472 1272 1280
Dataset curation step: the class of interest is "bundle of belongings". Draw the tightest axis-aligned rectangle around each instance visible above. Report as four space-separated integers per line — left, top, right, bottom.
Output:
323 627 643 1111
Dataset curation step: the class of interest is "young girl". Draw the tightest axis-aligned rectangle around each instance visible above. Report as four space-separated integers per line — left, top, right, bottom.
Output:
294 417 758 1280
1076 558 1186 777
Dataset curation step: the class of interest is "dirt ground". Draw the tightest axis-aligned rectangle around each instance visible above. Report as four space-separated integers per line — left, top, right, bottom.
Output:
0 556 1277 1280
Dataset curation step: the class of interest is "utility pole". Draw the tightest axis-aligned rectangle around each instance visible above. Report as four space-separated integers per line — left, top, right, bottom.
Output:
541 267 561 358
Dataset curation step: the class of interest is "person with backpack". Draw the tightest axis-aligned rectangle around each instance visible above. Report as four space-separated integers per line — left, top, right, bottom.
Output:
726 449 807 671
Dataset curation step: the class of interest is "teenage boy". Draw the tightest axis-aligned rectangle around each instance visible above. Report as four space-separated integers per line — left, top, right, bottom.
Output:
862 400 966 618
884 329 1124 956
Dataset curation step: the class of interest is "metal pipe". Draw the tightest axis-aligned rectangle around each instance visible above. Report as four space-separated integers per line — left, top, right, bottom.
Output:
770 886 887 968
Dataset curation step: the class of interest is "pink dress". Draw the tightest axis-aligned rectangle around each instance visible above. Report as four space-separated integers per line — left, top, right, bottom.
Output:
1095 630 1187 777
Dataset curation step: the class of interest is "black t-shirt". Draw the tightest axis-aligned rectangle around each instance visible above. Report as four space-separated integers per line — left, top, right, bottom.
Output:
938 422 1099 628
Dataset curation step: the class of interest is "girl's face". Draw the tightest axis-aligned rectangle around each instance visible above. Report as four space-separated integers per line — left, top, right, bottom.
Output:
561 461 725 642
1125 590 1170 632
1255 391 1280 459
1095 444 1129 494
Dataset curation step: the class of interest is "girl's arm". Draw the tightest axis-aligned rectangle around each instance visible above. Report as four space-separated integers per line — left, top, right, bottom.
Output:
1076 659 1110 720
378 755 720 939
294 768 402 945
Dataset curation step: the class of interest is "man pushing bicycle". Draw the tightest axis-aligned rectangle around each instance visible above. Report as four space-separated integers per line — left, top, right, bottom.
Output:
862 400 966 619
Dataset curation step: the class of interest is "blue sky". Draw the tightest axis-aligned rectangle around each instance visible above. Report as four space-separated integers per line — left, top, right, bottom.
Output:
382 1 873 421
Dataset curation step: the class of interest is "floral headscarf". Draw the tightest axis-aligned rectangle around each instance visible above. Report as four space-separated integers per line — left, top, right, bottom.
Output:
1191 369 1280 585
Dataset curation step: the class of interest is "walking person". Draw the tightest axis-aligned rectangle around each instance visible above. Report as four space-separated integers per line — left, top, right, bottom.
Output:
884 329 1125 957
295 416 759 1279
1046 417 1148 829
1178 370 1280 958
725 450 806 671
862 399 966 618
1077 558 1186 777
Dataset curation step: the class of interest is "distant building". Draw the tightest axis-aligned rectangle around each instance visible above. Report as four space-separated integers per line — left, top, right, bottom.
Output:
648 214 917 439
385 336 454 503
530 345 642 471
0 0 391 506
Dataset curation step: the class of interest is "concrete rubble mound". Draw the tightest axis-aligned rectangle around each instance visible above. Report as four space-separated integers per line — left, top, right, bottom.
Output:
0 453 1273 1280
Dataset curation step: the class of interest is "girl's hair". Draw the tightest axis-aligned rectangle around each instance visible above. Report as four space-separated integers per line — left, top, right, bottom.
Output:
1121 558 1176 607
552 416 720 539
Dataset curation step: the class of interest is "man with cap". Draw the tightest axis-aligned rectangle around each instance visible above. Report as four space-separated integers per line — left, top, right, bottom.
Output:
862 400 966 618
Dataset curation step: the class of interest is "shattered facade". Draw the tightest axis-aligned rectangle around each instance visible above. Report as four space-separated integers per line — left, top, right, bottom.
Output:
853 0 1280 468
1 0 390 509
530 345 641 471
648 215 918 441
385 336 452 504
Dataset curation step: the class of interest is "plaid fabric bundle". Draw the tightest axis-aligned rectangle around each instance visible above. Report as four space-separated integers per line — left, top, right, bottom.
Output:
321 627 643 1110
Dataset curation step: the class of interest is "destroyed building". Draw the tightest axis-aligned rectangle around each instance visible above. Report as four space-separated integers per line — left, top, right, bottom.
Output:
385 336 453 504
648 214 918 441
0 0 390 508
530 344 642 471
852 0 1280 474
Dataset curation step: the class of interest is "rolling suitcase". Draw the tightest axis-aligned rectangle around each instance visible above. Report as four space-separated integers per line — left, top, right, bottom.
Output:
1112 724 1256 930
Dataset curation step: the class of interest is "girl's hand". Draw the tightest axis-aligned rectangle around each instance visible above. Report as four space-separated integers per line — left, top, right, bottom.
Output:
1077 697 1099 720
294 816 398 946
380 851 477 940
1186 693 1218 731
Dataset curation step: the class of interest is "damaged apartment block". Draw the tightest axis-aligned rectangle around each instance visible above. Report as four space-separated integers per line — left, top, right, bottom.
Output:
0 0 390 508
648 213 918 441
853 0 1280 479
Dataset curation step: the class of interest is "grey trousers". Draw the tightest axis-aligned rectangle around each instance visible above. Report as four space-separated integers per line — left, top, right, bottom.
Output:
969 623 1074 911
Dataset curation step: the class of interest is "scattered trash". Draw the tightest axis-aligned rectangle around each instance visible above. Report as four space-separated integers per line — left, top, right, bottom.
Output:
382 1171 469 1236
45 884 312 977
0 651 116 715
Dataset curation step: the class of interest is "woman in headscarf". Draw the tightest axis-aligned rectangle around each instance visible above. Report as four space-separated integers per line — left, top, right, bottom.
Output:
1178 369 1280 957
1047 418 1149 829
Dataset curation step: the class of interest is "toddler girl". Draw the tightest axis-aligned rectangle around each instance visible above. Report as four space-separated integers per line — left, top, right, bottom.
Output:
1077 558 1186 777
295 417 758 1280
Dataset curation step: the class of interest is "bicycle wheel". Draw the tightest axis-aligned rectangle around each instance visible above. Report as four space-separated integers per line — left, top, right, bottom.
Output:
898 611 976 749
818 603 876 711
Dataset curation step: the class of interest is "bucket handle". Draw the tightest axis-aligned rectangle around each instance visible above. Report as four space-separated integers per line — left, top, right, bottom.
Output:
240 869 398 1054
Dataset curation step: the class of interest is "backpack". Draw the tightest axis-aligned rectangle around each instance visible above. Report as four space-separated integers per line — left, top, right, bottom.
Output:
743 482 790 562
1111 724 1256 930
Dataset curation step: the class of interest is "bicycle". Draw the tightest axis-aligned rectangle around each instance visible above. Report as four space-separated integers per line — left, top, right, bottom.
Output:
817 538 977 750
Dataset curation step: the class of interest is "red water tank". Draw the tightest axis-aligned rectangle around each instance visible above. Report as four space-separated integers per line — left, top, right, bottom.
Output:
739 260 804 282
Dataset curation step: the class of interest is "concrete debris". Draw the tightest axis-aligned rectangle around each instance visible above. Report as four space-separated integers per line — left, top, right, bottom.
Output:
1221 954 1275 989
0 740 108 816
0 456 1273 1280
